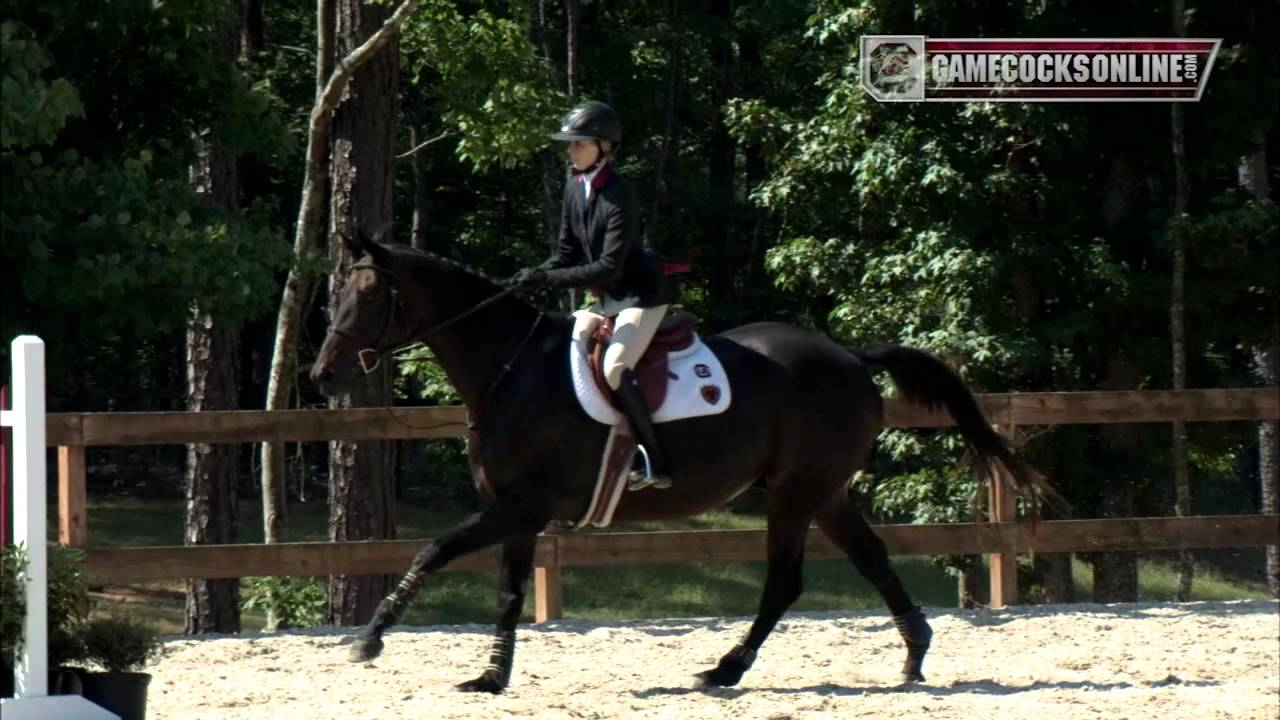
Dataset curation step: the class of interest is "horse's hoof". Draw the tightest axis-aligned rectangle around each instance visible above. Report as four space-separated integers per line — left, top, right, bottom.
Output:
693 643 754 689
455 672 507 694
692 665 744 689
349 636 384 663
900 670 926 684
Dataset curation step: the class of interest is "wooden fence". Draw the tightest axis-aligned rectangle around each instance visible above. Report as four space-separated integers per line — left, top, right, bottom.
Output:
41 388 1280 620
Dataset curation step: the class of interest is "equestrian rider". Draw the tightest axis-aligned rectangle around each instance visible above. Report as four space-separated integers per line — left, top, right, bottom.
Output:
506 100 679 490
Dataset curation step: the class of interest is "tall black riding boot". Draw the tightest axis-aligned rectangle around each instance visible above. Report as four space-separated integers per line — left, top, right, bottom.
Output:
614 368 673 490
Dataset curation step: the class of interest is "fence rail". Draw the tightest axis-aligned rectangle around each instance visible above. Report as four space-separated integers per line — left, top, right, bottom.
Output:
79 515 1279 584
44 388 1280 446
30 386 1280 619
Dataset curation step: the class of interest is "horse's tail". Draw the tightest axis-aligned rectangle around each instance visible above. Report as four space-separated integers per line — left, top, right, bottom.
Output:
848 343 1066 514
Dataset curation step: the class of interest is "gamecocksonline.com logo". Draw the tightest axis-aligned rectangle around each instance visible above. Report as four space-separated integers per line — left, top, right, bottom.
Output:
860 36 1221 102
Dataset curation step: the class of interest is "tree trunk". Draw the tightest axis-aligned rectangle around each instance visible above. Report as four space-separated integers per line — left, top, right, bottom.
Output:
240 0 263 58
707 0 735 313
1035 553 1075 604
530 0 558 84
565 0 580 97
1169 0 1193 602
1095 353 1140 603
1093 478 1139 602
530 0 569 309
184 316 242 633
739 27 770 292
326 0 400 627
1037 429 1075 604
1257 342 1280 598
184 2 243 635
957 557 986 609
1238 122 1277 598
407 93 431 252
259 0 419 629
650 4 681 253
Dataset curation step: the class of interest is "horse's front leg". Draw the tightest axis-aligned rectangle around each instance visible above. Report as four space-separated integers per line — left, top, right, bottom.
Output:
348 495 548 677
455 534 537 693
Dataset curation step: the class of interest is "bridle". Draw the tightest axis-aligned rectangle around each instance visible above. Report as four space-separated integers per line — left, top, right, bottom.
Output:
325 264 542 416
327 262 411 374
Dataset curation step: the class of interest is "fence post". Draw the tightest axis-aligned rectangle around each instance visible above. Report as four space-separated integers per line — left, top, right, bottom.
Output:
58 445 87 547
987 423 1018 608
5 337 48 697
1 384 9 547
535 533 563 622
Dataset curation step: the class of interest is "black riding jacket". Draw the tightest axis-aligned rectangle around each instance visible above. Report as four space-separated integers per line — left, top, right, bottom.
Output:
539 164 678 315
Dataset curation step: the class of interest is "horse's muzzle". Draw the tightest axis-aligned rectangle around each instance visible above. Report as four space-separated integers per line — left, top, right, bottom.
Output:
311 363 341 397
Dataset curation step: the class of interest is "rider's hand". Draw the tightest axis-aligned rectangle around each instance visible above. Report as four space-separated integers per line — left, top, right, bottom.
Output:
506 267 549 290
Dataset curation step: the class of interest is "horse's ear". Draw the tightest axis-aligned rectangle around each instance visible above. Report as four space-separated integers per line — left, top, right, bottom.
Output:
358 226 393 267
368 221 394 246
337 229 362 257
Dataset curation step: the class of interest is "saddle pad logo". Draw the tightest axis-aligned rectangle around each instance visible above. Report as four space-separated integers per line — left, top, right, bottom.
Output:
694 363 712 378
701 385 721 404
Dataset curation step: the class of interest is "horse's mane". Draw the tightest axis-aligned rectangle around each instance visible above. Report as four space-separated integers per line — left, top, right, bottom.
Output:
383 243 571 323
383 244 502 284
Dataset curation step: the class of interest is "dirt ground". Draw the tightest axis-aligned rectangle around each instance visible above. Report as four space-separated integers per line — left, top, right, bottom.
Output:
146 600 1279 720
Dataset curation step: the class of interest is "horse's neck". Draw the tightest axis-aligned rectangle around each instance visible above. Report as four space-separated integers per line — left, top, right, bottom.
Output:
411 257 544 410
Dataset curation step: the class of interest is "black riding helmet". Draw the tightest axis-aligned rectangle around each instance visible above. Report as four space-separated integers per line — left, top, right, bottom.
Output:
550 100 622 144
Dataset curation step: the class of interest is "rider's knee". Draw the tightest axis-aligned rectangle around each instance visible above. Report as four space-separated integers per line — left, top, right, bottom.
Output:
603 344 628 390
572 311 604 345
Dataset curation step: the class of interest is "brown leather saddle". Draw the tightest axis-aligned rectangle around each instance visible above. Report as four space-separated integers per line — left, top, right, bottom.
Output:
587 312 697 411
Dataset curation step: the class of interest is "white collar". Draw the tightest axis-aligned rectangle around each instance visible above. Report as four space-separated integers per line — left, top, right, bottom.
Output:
582 162 607 198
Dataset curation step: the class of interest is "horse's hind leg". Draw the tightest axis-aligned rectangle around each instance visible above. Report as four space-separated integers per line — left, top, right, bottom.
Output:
694 488 814 689
814 491 933 683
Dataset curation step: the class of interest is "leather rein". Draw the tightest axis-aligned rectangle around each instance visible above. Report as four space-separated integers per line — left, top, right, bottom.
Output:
328 264 543 412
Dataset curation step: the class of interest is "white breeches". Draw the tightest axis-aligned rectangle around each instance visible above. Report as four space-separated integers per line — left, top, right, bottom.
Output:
572 305 670 390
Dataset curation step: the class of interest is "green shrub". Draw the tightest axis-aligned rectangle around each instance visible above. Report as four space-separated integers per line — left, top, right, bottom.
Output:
1 543 91 668
1 545 26 659
81 616 162 673
242 576 327 629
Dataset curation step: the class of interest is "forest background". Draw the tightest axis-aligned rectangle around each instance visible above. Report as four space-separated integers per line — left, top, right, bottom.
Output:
2 0 1276 633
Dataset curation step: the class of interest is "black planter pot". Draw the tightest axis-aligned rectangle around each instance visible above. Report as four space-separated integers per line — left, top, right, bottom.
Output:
81 670 151 720
0 665 83 698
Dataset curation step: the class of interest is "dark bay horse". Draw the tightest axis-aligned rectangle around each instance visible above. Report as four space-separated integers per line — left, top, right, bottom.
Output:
311 233 1057 694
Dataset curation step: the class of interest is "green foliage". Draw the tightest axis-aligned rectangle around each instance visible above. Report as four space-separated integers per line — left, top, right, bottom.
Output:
0 20 83 149
0 0 292 390
395 346 461 404
0 544 93 669
0 0 1272 587
402 0 566 170
241 576 327 629
0 545 25 660
726 0 1280 529
2 149 290 339
81 616 163 673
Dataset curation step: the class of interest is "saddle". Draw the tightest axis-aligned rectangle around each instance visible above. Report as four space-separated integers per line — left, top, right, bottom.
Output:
587 312 697 411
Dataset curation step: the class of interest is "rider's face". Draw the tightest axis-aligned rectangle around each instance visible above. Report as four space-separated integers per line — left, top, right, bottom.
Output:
567 139 600 171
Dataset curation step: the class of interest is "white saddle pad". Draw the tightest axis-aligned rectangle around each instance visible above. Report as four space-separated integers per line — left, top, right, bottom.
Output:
569 311 732 425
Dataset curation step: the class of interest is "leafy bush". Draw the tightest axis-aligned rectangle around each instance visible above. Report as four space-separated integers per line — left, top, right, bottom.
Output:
1 543 92 668
1 544 26 660
242 576 327 629
81 616 162 673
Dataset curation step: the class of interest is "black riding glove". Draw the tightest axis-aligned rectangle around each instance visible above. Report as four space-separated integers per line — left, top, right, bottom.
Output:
505 267 550 290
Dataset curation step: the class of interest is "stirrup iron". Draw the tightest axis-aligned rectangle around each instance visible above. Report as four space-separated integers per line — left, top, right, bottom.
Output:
627 444 671 491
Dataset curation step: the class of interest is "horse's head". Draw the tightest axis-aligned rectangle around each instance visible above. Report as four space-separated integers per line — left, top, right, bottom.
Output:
311 230 417 397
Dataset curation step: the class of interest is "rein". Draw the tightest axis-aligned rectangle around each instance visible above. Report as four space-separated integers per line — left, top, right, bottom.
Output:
328 262 543 430
337 262 519 373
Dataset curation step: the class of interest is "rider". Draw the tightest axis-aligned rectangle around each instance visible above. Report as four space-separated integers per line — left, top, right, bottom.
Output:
506 100 679 489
